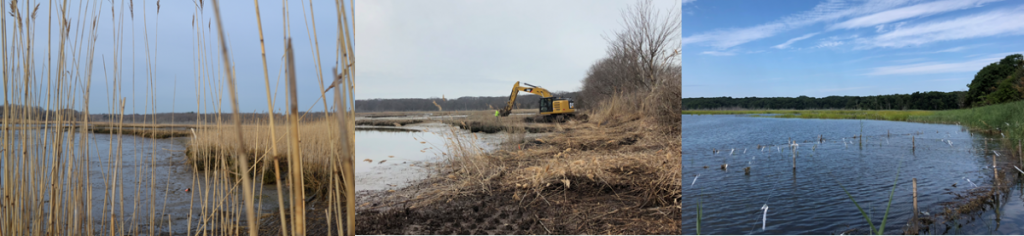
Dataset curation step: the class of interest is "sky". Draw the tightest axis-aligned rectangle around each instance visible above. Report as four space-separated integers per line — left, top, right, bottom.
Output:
680 0 1024 98
8 0 353 114
355 0 681 100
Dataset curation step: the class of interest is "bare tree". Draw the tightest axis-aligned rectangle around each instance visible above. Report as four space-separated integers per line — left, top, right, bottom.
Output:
580 0 681 126
614 0 681 92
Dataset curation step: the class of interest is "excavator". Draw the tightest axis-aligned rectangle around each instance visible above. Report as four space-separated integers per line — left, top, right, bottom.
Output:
499 81 576 122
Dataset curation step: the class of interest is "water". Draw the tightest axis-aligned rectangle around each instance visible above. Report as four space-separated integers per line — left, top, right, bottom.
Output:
1 130 284 234
681 115 1016 234
356 122 502 191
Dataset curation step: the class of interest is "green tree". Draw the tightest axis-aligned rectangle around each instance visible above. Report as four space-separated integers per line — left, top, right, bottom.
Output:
967 54 1023 107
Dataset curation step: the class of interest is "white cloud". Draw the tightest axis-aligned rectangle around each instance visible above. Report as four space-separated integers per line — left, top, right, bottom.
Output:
681 0 915 49
682 23 787 49
772 32 819 49
935 46 967 53
866 56 1004 75
816 40 844 48
860 6 1024 48
701 51 736 56
830 0 1001 30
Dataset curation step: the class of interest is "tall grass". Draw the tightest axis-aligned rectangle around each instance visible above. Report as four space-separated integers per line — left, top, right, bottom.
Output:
0 0 355 235
908 100 1024 142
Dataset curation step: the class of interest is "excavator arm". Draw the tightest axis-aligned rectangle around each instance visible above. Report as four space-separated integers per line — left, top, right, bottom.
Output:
500 81 551 116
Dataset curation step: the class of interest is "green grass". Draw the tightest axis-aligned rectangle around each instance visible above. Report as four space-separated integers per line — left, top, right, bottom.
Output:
907 100 1024 142
683 100 1024 142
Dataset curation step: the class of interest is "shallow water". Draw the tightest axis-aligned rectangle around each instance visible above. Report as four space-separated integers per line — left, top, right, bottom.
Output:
681 115 1016 234
1 131 285 235
356 122 503 192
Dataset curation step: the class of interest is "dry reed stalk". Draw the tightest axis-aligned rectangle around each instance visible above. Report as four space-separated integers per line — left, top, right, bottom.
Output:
210 1 258 235
285 38 307 235
334 0 357 233
251 0 290 234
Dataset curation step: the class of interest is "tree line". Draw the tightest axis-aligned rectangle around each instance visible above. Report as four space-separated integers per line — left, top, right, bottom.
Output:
683 54 1024 110
355 92 577 112
681 92 965 110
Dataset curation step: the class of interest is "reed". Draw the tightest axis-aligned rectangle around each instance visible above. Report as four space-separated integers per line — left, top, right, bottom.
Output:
0 0 355 235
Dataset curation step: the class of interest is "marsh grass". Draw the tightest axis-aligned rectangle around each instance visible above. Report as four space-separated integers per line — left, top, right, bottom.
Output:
1 0 355 235
908 100 1024 142
89 125 191 138
186 118 340 192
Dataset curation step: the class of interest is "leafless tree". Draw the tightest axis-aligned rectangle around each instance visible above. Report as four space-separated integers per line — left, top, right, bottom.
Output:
580 0 681 128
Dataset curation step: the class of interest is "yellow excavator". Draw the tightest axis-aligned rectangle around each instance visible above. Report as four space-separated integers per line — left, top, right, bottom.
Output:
499 81 575 121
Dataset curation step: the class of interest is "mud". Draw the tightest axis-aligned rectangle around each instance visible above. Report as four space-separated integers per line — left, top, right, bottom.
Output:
356 118 681 235
356 179 680 235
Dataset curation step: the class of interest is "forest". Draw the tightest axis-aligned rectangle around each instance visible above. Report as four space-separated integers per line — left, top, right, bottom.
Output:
683 54 1023 110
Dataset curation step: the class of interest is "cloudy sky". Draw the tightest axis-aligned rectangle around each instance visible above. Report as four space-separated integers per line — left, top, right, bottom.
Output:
355 0 681 100
11 0 352 114
681 0 1024 98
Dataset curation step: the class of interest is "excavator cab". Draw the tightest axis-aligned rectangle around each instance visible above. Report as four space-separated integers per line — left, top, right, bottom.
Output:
539 97 575 115
501 81 575 121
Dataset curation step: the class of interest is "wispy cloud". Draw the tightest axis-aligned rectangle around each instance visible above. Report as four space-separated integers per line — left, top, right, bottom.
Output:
683 23 787 49
860 6 1024 49
830 0 1001 30
681 0 915 49
773 32 819 49
701 50 736 56
935 46 968 53
866 56 1005 75
815 40 844 48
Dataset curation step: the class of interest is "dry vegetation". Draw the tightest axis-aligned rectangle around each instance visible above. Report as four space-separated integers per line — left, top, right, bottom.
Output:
1 0 355 235
357 91 682 235
186 118 340 192
356 1 681 234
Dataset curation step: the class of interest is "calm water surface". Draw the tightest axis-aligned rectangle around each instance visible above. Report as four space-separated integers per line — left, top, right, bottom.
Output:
681 115 1018 234
356 123 501 191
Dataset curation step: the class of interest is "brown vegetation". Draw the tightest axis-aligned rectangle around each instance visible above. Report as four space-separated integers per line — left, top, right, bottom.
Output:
357 95 681 234
357 1 681 234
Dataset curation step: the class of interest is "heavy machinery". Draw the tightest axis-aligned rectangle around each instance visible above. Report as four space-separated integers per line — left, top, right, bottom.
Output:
499 81 575 121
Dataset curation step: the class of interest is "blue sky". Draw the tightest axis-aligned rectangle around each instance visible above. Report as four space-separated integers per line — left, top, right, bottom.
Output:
680 0 1024 98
